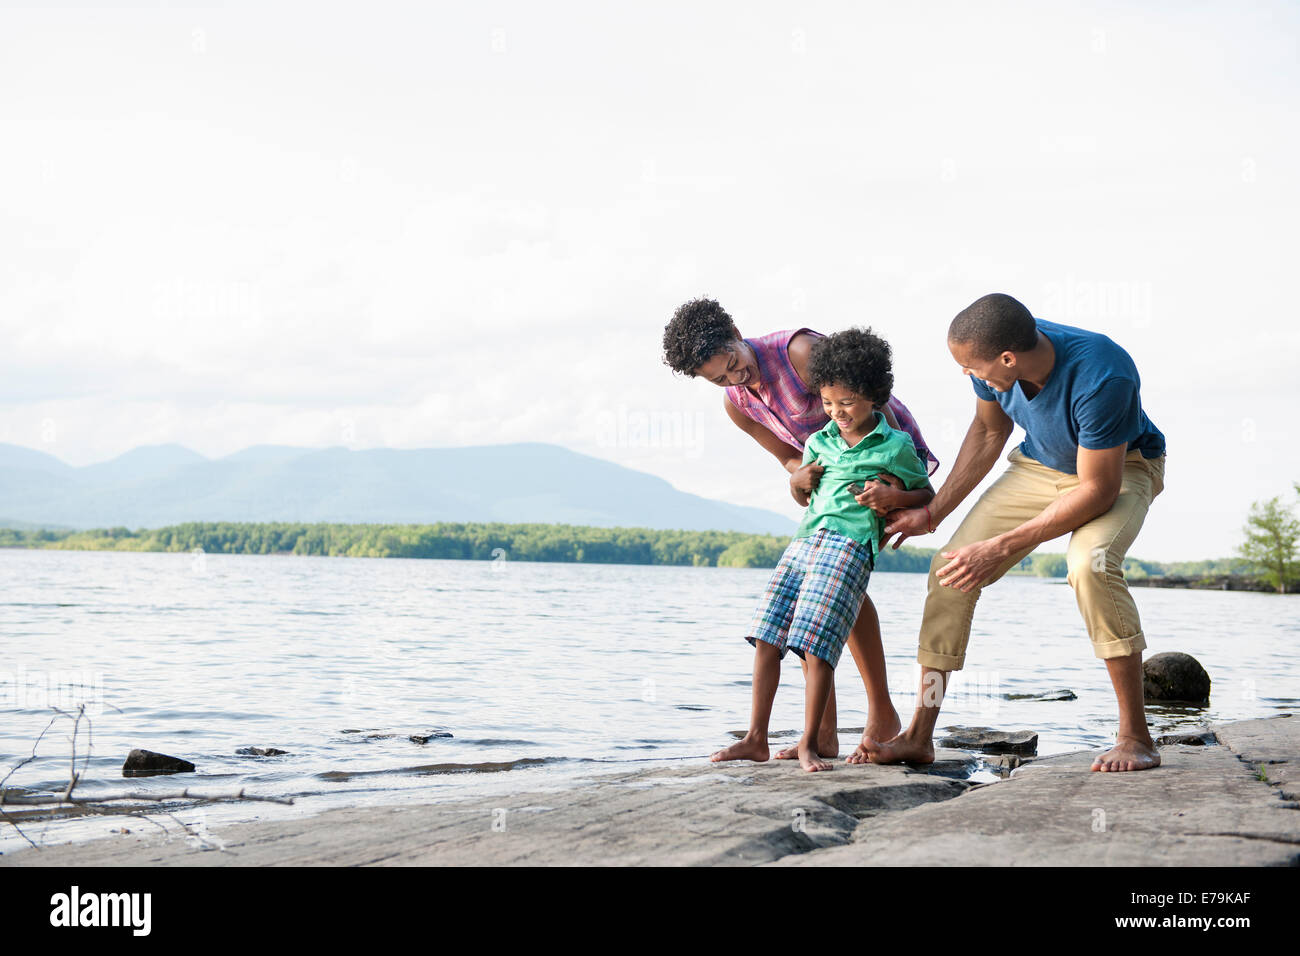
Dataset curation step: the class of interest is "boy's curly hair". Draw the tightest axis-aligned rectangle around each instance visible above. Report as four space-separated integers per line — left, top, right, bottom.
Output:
662 297 740 376
807 327 893 406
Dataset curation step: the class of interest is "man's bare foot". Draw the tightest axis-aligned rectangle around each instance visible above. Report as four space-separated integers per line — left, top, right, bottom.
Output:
846 709 903 764
711 734 769 763
859 731 935 765
798 738 832 773
774 733 839 761
1091 735 1160 772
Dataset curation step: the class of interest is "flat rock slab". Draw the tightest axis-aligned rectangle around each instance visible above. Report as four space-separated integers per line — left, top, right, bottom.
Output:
775 717 1300 867
0 753 975 867
937 727 1039 755
5 718 1297 867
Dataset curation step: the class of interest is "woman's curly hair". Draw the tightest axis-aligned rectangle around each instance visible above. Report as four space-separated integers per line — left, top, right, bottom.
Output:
807 327 893 406
661 297 740 376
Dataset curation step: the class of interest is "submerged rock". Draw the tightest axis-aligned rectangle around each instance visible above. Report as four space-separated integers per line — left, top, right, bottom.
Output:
122 749 195 777
938 727 1039 756
1005 689 1077 702
236 747 289 756
410 732 454 744
1155 730 1216 747
1143 652 1211 705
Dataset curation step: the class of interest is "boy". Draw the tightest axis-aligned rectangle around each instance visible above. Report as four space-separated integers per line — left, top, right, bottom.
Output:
711 327 934 772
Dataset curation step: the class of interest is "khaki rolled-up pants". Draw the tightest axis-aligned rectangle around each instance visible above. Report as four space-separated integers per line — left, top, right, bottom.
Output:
918 447 1166 671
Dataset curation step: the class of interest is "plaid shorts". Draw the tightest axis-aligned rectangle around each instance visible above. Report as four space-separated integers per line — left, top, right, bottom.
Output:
745 528 874 668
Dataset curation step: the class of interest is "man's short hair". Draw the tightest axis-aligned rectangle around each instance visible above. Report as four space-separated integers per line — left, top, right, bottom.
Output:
662 297 739 376
948 293 1038 360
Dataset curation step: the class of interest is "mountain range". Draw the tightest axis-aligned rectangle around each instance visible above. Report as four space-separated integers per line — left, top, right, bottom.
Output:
0 442 796 535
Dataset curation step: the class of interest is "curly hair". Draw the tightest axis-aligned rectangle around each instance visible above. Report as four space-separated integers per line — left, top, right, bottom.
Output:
661 297 740 376
806 327 893 406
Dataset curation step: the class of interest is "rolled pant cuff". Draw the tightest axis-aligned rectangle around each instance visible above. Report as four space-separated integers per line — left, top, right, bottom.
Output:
1091 631 1147 660
917 648 965 671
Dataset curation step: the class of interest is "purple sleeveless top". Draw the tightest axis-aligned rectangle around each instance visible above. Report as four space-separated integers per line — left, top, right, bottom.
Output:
725 328 940 475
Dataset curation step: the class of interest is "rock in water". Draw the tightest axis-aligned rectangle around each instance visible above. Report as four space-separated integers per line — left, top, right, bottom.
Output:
410 732 454 744
1005 689 1077 702
236 747 288 756
1143 652 1211 705
122 749 195 776
937 727 1039 755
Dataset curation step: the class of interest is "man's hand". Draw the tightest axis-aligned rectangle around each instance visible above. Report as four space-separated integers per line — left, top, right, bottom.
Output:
935 538 1010 592
853 474 903 516
790 461 824 496
880 507 930 550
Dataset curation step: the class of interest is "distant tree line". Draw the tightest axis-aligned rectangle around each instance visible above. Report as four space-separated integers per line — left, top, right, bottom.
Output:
3 512 1290 587
0 521 935 572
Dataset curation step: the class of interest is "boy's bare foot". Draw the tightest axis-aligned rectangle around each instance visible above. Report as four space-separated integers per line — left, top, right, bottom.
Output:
1091 735 1160 772
859 731 935 765
711 734 770 763
798 738 832 773
774 732 839 760
846 709 903 764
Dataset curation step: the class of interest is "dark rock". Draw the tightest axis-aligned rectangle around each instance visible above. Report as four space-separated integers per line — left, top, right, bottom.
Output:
410 732 454 744
122 748 195 777
1005 689 1077 702
236 747 289 756
983 753 1027 774
937 727 1039 756
1156 731 1216 747
1143 652 1211 705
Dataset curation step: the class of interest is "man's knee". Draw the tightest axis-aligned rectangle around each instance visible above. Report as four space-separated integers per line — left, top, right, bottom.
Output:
1066 541 1119 589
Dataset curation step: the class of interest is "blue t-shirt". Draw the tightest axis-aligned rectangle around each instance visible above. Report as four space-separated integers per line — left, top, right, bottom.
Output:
970 319 1165 475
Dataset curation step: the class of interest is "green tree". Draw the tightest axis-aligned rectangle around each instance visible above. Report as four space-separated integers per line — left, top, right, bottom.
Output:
1238 491 1300 594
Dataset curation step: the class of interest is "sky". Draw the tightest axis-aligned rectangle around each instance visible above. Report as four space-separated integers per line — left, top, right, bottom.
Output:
2 0 1298 561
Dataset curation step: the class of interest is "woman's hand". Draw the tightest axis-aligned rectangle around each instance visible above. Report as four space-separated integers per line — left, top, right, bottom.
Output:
790 461 824 496
853 474 903 516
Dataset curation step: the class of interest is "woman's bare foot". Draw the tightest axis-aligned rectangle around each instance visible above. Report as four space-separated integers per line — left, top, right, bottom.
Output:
1091 735 1160 772
798 738 832 773
859 731 935 765
711 733 770 763
846 709 903 764
774 732 839 761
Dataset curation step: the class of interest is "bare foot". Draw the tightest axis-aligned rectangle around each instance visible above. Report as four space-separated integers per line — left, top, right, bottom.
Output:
775 733 839 760
846 709 903 764
859 732 935 765
1091 735 1160 772
798 738 832 773
711 734 769 763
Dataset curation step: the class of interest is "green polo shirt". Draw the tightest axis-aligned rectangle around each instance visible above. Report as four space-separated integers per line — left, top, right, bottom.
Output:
795 412 932 556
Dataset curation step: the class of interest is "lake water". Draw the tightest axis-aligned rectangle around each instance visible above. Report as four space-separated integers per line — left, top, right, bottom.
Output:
2 548 1297 853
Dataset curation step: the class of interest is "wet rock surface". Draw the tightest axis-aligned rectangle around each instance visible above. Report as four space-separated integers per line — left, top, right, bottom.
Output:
122 749 195 777
1143 651 1211 704
937 727 1039 755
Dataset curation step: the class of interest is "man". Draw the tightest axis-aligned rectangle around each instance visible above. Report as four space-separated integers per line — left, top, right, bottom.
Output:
864 293 1167 772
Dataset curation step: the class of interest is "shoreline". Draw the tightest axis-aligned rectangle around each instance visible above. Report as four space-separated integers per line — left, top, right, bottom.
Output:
3 715 1295 867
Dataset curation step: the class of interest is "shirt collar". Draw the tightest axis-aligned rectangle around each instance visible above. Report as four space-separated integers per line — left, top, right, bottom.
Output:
827 411 889 448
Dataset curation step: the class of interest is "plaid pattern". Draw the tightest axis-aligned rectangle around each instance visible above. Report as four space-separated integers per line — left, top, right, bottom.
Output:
746 528 874 668
725 328 939 475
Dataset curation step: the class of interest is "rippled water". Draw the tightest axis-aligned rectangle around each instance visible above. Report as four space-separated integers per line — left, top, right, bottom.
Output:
2 548 1296 852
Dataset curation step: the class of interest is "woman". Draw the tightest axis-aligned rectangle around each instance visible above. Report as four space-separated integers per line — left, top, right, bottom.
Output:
662 297 939 763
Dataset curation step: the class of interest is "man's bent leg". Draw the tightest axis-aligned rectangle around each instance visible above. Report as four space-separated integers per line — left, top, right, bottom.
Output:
866 451 1059 764
1063 453 1165 771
